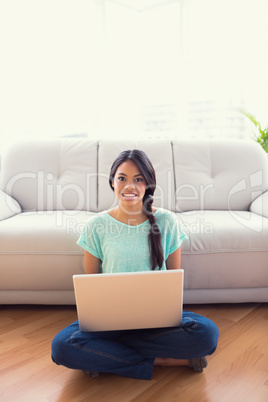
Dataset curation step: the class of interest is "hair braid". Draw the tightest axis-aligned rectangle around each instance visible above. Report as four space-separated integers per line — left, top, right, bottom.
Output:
143 194 164 270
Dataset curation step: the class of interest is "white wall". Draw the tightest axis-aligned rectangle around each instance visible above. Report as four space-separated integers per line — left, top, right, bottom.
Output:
0 0 268 151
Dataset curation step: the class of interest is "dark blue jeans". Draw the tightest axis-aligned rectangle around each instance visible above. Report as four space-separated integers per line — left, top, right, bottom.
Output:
51 311 219 380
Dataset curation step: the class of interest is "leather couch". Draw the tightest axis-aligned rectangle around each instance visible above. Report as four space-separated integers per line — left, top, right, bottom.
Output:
0 139 268 304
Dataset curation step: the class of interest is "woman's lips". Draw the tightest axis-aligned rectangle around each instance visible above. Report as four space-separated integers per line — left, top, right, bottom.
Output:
122 193 137 199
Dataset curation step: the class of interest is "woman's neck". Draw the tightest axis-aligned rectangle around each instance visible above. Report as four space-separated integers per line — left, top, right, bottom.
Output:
109 205 147 226
109 205 156 226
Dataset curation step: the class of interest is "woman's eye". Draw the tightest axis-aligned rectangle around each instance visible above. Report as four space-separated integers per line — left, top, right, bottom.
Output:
117 176 125 181
135 178 143 182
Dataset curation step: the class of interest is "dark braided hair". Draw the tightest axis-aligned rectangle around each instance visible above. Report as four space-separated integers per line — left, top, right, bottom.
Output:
109 149 164 270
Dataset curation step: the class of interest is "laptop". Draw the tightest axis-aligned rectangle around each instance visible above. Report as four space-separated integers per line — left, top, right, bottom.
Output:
73 269 184 332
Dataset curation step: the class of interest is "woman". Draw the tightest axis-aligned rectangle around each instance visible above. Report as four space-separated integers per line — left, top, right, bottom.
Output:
51 149 219 380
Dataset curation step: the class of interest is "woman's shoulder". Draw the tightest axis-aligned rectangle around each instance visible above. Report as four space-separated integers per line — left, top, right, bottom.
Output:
154 208 179 226
84 211 109 227
156 207 184 228
155 208 185 238
155 208 177 220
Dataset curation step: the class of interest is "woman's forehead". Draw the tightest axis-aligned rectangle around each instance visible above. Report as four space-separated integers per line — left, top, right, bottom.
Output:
115 160 142 175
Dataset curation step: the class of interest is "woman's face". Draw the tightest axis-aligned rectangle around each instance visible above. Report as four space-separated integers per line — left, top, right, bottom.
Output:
112 160 147 209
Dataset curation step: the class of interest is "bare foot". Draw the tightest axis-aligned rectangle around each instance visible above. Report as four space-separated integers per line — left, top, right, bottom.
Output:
154 357 190 367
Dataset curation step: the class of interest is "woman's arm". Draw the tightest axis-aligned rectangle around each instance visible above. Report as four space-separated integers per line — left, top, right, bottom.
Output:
166 247 181 270
84 251 101 274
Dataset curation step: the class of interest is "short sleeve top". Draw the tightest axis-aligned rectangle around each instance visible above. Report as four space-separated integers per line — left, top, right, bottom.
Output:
77 208 187 273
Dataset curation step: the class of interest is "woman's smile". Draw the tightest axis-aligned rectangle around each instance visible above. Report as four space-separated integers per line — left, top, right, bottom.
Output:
122 192 138 200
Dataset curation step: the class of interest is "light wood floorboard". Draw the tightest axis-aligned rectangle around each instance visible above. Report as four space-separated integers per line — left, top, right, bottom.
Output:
0 303 267 402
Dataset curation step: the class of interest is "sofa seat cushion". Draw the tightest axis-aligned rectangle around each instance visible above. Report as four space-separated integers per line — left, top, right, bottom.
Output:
0 211 93 291
179 210 268 290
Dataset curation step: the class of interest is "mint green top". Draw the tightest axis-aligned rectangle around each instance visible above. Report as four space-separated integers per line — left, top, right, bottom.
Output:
77 208 187 273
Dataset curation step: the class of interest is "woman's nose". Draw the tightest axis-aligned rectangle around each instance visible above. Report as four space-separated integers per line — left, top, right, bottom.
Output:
125 181 136 189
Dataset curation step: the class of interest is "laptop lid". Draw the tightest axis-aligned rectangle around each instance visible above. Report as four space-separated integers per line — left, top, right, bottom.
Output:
73 269 184 332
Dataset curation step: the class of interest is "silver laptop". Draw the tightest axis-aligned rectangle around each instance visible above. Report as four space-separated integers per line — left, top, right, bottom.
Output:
73 269 184 332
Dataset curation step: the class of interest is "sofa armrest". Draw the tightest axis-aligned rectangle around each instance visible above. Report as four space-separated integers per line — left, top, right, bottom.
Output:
249 191 268 218
0 190 21 221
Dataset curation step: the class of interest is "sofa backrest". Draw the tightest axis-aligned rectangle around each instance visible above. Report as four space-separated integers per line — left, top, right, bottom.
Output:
0 140 98 212
1 138 267 213
0 138 175 212
173 139 268 211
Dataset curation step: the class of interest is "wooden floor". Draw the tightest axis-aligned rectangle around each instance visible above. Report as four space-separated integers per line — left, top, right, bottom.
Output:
0 303 267 402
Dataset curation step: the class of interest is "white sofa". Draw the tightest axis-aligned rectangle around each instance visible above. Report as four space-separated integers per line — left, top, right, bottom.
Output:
0 139 268 304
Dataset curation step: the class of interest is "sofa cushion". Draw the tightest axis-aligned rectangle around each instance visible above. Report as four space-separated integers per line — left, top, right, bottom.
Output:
173 140 268 212
97 139 175 212
0 190 21 221
0 139 98 212
0 211 93 290
179 210 268 290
